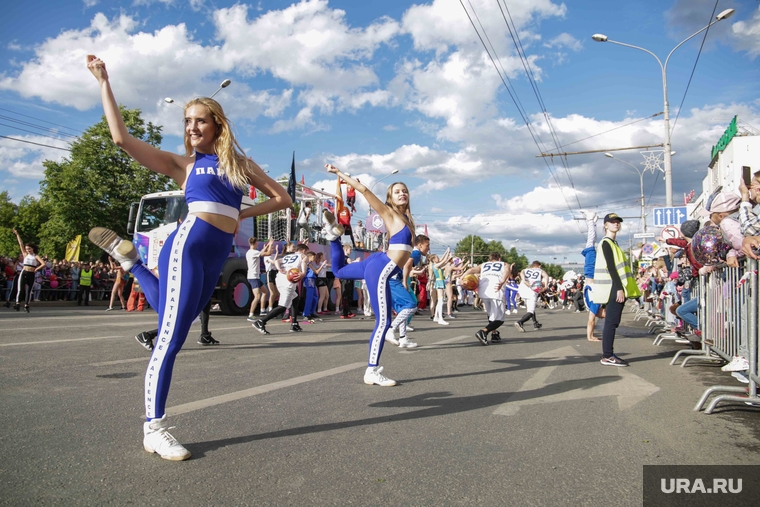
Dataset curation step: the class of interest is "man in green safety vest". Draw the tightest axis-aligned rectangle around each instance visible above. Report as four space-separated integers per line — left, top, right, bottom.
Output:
77 262 93 306
592 213 641 367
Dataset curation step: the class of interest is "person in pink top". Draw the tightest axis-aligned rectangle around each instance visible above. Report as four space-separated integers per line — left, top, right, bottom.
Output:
700 192 743 267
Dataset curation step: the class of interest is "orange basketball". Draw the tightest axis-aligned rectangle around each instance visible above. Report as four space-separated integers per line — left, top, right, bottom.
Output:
460 274 478 291
287 268 301 282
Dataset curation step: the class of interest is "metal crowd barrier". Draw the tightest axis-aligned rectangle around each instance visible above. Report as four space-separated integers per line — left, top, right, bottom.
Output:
678 259 760 413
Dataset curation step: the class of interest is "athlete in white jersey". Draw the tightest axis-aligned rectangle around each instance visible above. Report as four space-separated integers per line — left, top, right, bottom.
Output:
253 243 308 334
463 253 511 345
515 261 549 332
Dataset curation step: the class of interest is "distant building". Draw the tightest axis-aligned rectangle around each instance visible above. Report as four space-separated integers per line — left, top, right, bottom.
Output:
692 116 760 216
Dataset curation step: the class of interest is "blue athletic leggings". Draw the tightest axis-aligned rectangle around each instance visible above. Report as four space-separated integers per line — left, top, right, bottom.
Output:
330 240 400 366
131 215 233 420
303 278 318 316
505 288 518 311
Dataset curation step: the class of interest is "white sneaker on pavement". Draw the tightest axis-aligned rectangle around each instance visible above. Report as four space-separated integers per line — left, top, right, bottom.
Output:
436 318 449 326
399 337 418 348
143 416 191 461
406 325 415 332
364 366 397 386
385 328 400 346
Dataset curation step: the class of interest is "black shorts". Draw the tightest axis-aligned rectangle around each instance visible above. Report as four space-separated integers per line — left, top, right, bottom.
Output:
268 270 277 283
316 278 327 288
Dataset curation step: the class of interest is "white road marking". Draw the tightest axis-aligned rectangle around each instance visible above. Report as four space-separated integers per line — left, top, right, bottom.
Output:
399 334 472 353
492 346 660 416
0 336 124 347
168 362 367 416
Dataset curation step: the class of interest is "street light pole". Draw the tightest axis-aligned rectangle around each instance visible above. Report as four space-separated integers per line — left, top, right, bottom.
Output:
592 8 735 207
605 153 646 233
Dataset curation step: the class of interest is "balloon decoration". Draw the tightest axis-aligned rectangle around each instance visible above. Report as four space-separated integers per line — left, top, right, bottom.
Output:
691 223 730 266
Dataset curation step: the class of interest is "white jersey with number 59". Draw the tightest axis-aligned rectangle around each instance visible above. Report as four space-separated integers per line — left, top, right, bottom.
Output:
479 261 506 299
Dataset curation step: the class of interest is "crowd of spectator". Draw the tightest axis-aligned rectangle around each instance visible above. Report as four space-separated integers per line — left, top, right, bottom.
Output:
0 255 131 304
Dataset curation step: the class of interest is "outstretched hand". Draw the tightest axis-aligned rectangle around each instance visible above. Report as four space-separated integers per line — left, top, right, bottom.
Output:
86 55 109 83
325 164 339 174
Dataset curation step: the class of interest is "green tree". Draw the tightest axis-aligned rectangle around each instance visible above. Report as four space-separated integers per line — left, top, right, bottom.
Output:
0 191 19 257
39 106 175 259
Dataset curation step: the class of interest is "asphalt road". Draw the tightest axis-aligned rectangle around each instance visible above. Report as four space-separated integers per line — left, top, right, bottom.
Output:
1 302 759 506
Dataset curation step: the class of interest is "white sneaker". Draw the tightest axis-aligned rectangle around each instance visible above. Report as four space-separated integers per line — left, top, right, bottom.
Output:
512 309 518 314
399 337 418 348
732 371 750 384
364 366 396 386
436 318 449 326
406 325 414 332
580 209 598 222
385 329 400 346
722 356 749 372
88 227 140 272
143 416 191 461
321 211 345 241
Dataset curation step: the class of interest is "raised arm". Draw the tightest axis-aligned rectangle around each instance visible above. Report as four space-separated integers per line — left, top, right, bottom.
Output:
259 239 275 257
12 229 24 256
86 56 187 184
325 164 397 228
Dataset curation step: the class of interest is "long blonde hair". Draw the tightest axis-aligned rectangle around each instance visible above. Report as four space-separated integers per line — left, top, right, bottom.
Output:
184 97 250 191
385 182 416 235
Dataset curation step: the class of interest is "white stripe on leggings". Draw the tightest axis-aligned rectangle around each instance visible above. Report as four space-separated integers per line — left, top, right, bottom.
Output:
145 215 195 419
368 260 398 366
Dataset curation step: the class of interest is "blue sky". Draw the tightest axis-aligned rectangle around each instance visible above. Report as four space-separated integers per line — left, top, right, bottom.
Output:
1 0 759 262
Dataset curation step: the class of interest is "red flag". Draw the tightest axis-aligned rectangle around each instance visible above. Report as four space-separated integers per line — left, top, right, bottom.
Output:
301 175 305 185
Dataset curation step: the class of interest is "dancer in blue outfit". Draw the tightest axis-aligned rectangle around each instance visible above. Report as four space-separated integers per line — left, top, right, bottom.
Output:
85 55 291 461
321 164 416 386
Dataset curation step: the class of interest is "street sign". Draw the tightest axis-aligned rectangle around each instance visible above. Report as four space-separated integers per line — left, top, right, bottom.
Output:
633 233 656 239
660 226 681 241
652 206 688 227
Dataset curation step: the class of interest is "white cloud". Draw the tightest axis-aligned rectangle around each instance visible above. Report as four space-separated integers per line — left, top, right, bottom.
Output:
731 6 760 59
0 135 69 181
83 0 99 7
543 33 582 52
382 125 398 131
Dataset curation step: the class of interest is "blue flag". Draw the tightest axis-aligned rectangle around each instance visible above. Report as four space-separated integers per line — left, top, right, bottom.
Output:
287 151 296 202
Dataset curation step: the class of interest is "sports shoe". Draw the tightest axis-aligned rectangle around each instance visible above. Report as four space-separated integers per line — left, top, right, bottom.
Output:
721 355 749 372
491 331 501 343
252 320 270 335
340 314 354 319
363 366 396 387
732 371 750 384
399 337 418 348
106 307 113 312
436 318 449 326
262 308 270 316
135 332 154 351
580 209 598 222
600 355 629 367
321 211 345 241
514 322 525 332
385 329 400 346
512 309 518 314
447 314 457 319
246 314 257 322
290 323 303 332
143 416 191 461
406 325 414 332
88 227 140 272
533 322 542 330
475 329 488 346
197 334 219 346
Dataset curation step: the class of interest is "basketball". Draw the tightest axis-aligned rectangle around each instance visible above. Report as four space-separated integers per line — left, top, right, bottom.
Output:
286 268 301 282
460 274 478 291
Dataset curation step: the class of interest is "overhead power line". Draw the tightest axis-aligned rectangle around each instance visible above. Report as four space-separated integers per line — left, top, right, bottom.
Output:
0 134 71 151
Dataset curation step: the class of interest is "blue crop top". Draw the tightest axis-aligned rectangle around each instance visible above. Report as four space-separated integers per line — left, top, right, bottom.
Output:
184 152 244 219
387 225 413 252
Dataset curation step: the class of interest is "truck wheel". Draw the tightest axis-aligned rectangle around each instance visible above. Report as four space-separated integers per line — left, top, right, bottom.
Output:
220 272 251 316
